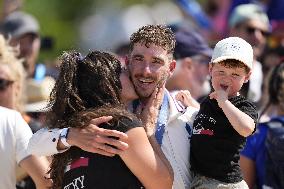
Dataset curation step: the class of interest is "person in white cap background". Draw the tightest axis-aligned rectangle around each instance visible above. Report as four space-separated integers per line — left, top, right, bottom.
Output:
228 4 270 104
179 37 258 188
24 76 55 132
0 11 43 79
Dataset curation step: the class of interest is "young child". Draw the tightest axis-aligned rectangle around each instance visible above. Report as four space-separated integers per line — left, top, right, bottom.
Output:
180 37 258 188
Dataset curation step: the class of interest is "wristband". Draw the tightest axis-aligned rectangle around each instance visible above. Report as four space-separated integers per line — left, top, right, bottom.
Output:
60 128 71 148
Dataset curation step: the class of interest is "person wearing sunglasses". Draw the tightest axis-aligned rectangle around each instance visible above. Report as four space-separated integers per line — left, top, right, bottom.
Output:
0 38 26 112
0 34 51 189
228 3 270 104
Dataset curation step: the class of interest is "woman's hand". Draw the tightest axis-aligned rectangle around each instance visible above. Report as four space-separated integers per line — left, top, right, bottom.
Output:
136 86 165 136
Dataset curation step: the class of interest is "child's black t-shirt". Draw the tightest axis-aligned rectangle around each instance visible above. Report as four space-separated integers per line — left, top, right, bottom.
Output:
190 95 258 183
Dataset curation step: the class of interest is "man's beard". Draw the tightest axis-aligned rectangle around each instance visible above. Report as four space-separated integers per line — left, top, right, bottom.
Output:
133 72 168 99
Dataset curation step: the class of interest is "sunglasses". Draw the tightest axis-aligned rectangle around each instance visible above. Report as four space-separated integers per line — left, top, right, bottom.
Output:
244 26 270 37
0 78 14 91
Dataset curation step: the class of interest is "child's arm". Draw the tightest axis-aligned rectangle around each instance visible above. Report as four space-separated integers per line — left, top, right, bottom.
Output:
210 89 255 137
175 90 200 109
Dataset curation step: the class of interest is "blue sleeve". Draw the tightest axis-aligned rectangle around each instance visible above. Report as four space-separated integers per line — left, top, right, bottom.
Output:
241 134 257 160
241 124 267 160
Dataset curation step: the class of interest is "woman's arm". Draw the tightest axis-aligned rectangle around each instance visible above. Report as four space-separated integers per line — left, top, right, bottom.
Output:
120 127 173 189
28 116 129 156
123 86 173 188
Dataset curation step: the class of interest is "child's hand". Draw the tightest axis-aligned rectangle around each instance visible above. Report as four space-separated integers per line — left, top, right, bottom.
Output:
209 87 229 106
175 90 200 109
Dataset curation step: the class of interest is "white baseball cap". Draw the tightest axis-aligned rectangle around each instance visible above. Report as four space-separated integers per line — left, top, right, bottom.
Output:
211 37 253 70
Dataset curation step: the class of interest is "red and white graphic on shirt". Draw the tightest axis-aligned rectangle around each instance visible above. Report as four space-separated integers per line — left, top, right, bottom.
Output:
65 157 89 172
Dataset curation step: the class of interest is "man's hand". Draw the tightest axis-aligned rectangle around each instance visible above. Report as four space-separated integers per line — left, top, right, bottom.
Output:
175 90 200 109
67 116 129 156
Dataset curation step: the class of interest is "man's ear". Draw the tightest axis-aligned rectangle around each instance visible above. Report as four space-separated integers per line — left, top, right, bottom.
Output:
169 59 176 73
244 71 252 83
125 56 129 66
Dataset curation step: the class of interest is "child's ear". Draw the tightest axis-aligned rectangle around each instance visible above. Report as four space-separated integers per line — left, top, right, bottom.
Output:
244 71 252 83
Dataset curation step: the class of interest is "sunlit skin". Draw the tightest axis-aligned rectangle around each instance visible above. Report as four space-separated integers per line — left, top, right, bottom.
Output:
126 43 176 102
209 63 251 98
119 68 139 106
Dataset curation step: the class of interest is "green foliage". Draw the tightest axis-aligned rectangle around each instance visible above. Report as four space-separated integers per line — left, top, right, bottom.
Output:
22 0 95 62
22 0 168 62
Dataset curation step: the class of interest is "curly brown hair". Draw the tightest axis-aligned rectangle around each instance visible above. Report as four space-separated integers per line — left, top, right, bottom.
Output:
46 50 133 188
129 24 176 55
47 50 122 128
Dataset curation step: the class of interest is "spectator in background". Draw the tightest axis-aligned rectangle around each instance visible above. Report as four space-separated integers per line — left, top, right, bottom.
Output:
0 35 25 113
260 45 284 79
228 4 270 104
0 107 51 189
24 76 55 132
229 0 284 21
0 34 51 189
0 31 50 189
166 26 212 102
0 11 47 80
240 62 284 189
257 46 284 112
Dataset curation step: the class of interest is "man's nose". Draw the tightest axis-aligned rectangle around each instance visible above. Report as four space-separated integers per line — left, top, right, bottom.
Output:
141 62 152 76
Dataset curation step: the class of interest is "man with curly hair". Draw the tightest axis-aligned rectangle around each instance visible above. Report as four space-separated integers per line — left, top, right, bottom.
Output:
29 25 198 189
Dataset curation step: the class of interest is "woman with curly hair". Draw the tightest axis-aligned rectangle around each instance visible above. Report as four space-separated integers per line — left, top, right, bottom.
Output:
47 50 173 189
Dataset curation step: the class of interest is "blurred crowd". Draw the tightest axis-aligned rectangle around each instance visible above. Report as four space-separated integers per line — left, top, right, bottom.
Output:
0 0 284 189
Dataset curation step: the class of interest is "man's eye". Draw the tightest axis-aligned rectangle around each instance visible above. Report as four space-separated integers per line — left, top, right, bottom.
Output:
134 57 143 61
153 60 162 64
